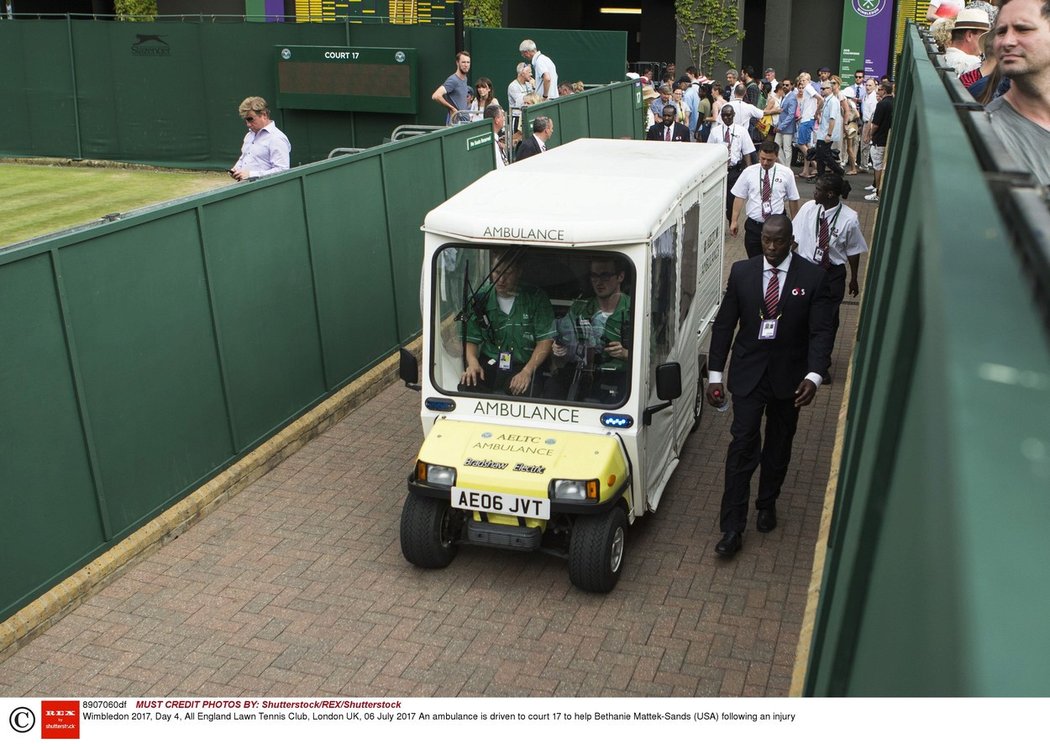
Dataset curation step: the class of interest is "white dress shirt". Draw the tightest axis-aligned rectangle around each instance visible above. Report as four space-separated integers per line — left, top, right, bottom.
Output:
792 201 868 267
731 163 800 221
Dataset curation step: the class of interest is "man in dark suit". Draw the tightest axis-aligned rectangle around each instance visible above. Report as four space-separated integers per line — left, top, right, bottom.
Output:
646 105 691 142
515 116 553 161
705 215 835 557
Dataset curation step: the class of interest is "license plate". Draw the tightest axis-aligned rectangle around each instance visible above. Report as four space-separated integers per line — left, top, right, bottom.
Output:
451 487 550 520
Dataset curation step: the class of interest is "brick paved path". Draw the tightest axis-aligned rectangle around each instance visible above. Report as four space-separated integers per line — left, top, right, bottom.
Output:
0 184 876 698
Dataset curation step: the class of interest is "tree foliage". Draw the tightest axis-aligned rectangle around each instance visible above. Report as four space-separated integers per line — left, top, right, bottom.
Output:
675 0 745 73
115 0 157 21
463 0 502 28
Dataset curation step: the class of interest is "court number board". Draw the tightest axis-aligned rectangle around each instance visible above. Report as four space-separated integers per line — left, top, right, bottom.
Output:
275 46 418 114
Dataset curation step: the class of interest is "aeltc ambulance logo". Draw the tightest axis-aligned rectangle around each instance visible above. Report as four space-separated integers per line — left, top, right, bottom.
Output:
853 0 887 18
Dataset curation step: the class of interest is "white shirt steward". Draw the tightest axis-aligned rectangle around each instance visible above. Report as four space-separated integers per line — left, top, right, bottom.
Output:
731 162 799 258
709 121 756 224
731 163 800 222
707 122 755 167
234 121 291 178
532 51 559 99
792 200 867 268
791 199 867 341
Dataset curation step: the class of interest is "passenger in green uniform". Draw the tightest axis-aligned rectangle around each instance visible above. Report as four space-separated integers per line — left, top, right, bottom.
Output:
461 251 556 396
549 257 632 402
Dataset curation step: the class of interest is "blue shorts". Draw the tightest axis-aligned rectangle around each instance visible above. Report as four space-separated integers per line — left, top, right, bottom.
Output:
797 120 814 147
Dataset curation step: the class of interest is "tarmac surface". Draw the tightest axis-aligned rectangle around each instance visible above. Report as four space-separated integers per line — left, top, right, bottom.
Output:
0 177 878 698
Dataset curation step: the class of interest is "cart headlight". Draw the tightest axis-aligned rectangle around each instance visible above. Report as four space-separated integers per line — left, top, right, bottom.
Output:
550 478 599 501
417 461 457 486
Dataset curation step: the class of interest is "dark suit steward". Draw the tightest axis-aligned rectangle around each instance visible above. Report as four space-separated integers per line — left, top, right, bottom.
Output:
709 253 835 533
646 122 691 142
515 135 545 161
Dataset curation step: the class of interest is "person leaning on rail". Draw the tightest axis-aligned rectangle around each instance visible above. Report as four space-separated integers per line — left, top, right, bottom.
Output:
230 97 290 182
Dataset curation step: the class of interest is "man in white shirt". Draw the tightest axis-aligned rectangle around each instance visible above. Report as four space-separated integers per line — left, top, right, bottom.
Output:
792 173 867 365
812 80 842 177
726 83 765 135
507 62 535 110
231 96 290 181
519 39 559 100
730 142 801 258
797 73 824 179
708 106 757 222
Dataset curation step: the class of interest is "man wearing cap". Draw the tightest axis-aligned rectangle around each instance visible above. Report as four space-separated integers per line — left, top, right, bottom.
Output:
986 0 1050 188
649 83 674 118
945 8 991 74
730 141 801 258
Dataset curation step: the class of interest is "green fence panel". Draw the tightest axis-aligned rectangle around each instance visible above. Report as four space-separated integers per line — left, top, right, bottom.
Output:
199 182 328 449
58 213 234 532
0 22 79 157
804 24 1050 696
305 156 400 388
0 81 640 625
0 253 105 614
585 92 615 141
521 80 642 148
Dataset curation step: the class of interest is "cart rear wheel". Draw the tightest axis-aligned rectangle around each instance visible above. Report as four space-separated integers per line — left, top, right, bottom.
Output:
569 507 627 593
400 493 461 569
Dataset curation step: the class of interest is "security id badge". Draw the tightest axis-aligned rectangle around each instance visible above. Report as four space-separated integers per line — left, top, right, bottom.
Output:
498 351 513 370
759 317 779 340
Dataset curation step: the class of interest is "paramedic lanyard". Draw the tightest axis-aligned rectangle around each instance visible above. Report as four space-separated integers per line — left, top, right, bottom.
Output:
814 203 842 265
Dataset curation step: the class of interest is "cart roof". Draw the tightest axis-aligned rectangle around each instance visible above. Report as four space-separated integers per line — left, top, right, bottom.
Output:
423 138 727 247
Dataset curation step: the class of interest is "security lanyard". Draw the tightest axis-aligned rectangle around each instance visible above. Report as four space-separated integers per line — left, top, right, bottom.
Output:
815 204 843 245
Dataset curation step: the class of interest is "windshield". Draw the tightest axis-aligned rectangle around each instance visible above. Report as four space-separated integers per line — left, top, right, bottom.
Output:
431 245 635 408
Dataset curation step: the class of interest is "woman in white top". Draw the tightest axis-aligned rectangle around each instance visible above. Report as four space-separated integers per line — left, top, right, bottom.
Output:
469 77 499 122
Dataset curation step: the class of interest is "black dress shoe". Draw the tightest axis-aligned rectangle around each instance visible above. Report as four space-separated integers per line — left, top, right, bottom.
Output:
756 507 778 533
715 531 743 557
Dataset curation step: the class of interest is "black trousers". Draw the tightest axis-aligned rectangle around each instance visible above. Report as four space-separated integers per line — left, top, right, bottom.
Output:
825 263 846 346
814 140 844 177
743 217 765 258
720 372 801 533
725 163 744 223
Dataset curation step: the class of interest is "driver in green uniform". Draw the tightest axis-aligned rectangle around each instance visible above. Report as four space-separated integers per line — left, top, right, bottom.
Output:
549 257 631 402
461 252 556 396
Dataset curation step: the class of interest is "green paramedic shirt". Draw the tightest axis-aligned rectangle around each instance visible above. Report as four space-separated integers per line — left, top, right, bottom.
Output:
565 293 631 372
465 284 556 365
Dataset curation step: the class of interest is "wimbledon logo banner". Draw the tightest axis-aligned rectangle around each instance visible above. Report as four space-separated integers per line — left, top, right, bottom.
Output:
840 0 893 80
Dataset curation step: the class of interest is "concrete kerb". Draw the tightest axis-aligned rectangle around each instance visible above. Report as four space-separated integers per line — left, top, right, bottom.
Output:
0 341 421 660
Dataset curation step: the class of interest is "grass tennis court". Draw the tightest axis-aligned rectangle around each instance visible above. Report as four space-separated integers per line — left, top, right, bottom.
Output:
1 163 231 248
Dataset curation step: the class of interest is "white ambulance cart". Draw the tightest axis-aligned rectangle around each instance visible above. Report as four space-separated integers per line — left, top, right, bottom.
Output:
399 138 727 592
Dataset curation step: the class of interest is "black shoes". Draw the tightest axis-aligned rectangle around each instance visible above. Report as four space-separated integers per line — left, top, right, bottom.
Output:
715 531 743 557
756 507 778 533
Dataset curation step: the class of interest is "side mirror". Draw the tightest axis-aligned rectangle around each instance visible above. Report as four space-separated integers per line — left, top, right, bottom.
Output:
643 362 682 425
399 348 421 391
655 362 682 401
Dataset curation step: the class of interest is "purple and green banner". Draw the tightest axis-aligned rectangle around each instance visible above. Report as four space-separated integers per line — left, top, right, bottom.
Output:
839 0 896 78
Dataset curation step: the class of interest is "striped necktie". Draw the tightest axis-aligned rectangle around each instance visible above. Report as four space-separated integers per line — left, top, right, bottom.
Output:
818 213 832 269
764 267 780 317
